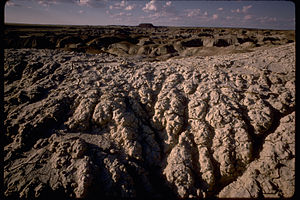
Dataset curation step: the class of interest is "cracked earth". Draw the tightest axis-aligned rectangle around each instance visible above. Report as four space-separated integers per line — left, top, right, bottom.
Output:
4 42 295 198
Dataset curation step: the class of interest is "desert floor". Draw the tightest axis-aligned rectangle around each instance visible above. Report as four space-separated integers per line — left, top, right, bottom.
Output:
4 24 295 198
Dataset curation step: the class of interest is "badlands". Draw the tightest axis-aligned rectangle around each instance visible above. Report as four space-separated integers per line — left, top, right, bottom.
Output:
4 24 295 198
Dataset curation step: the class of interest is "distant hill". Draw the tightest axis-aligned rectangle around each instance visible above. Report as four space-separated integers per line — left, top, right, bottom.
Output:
138 23 154 28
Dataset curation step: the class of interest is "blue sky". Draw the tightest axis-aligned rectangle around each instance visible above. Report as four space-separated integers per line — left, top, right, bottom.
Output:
5 0 295 30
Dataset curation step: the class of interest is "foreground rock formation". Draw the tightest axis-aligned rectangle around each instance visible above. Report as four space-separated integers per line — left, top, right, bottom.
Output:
4 41 295 198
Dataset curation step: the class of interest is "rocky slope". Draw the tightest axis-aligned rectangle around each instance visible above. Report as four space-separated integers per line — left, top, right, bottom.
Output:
4 24 295 60
4 42 295 198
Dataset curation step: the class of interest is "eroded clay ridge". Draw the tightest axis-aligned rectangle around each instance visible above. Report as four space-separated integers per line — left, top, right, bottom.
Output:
4 24 295 60
4 43 295 198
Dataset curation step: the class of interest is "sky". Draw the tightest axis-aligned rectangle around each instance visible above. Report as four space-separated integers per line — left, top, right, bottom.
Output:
5 0 295 30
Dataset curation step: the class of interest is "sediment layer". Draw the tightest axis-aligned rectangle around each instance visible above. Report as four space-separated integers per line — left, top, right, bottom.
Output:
4 42 295 198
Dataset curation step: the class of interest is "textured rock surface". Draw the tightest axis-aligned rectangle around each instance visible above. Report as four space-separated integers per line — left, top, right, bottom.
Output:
4 42 295 198
4 24 295 61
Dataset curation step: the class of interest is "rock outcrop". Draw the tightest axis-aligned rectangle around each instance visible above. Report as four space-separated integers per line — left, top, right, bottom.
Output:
138 23 155 28
4 25 295 60
4 42 295 198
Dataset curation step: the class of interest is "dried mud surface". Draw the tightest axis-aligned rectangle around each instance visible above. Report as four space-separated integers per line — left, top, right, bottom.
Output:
4 42 295 198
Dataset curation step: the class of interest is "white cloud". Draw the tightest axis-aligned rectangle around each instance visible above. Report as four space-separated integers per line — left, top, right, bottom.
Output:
149 12 164 18
169 16 179 21
185 9 219 22
257 16 277 23
143 0 157 12
231 8 240 13
120 0 126 7
109 11 132 19
244 15 252 20
125 5 135 11
212 14 218 20
109 0 136 11
231 5 252 13
7 0 107 8
6 1 17 7
77 0 89 6
37 0 59 7
117 12 125 16
242 5 252 13
166 1 172 7
76 0 107 8
186 8 201 17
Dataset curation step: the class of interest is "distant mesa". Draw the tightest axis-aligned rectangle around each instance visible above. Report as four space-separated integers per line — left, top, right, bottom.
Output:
138 23 155 28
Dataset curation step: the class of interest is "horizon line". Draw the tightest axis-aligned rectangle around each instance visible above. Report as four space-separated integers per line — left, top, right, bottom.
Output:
4 22 295 31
